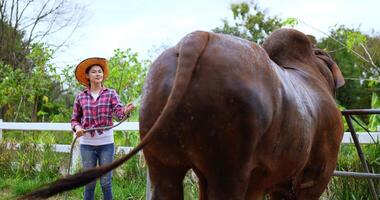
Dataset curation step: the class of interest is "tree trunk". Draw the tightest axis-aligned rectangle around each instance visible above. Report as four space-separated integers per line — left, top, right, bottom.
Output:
31 96 40 122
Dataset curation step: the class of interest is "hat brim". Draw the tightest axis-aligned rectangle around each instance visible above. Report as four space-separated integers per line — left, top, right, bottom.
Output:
75 57 109 86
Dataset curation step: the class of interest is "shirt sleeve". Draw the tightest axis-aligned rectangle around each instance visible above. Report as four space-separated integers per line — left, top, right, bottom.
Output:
71 95 83 132
111 89 126 120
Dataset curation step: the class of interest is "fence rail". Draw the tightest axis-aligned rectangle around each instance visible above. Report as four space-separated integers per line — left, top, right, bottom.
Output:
0 119 379 199
1 120 379 144
0 120 141 154
0 119 151 200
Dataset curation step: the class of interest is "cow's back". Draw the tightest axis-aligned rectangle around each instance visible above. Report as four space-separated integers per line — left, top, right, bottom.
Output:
179 33 280 150
139 30 344 199
140 32 285 181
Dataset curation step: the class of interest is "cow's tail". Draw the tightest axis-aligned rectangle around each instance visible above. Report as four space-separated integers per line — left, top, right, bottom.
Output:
18 31 209 200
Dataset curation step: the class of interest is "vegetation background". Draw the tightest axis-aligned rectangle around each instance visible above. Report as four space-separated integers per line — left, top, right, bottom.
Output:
0 1 379 199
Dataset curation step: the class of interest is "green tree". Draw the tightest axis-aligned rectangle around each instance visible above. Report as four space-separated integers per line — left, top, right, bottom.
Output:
368 92 380 130
0 0 86 119
0 43 69 122
317 26 380 109
212 1 297 43
0 20 28 69
0 0 85 61
0 61 27 120
105 48 148 104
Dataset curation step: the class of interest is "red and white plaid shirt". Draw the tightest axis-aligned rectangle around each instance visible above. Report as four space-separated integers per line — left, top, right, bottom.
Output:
71 87 125 137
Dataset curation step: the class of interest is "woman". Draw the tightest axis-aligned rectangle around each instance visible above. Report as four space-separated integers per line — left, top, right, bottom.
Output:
71 57 134 200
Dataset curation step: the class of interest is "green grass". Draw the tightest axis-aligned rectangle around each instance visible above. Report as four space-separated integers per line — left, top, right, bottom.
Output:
0 140 149 199
327 142 380 199
0 133 379 199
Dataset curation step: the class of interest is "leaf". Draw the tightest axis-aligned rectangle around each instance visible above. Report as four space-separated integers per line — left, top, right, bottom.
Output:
105 48 148 104
345 31 367 51
368 92 380 131
42 96 49 103
281 17 299 27
213 1 285 43
37 110 48 117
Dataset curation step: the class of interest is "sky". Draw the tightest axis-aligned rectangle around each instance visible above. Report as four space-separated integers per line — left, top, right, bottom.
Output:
50 0 380 68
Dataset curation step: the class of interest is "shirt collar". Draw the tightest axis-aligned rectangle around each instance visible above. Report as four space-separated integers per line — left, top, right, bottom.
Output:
83 87 109 94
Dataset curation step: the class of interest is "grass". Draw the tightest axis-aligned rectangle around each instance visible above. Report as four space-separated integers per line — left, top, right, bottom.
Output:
0 143 148 199
0 177 83 200
0 127 151 199
0 132 379 199
327 142 380 199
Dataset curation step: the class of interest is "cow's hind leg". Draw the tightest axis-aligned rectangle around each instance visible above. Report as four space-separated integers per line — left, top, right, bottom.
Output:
268 183 295 200
267 158 337 200
147 157 189 200
204 170 251 200
293 164 335 200
293 133 341 200
245 167 270 200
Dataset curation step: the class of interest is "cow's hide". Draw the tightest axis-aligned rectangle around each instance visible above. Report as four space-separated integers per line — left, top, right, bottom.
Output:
139 29 344 200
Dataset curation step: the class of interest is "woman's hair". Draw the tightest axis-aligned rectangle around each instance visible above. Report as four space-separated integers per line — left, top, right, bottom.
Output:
85 64 104 74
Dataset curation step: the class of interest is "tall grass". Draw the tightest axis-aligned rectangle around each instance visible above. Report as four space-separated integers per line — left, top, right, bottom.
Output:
0 139 148 199
327 142 380 199
0 129 379 199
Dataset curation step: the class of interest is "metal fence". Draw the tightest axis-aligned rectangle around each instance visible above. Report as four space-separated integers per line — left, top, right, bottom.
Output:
339 109 380 199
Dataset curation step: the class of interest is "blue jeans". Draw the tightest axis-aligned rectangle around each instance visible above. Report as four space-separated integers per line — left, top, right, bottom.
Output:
80 143 114 200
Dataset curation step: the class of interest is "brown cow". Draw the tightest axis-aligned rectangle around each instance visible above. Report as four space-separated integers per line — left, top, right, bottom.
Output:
20 29 344 200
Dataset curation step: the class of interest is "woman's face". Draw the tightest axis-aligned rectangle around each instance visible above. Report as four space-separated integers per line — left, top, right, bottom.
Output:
86 65 104 85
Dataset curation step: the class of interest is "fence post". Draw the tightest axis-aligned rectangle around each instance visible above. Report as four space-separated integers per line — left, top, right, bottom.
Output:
344 114 378 200
146 168 151 200
70 134 80 174
0 119 3 141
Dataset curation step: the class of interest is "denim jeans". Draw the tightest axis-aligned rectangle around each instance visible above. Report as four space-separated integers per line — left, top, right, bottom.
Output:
80 143 114 200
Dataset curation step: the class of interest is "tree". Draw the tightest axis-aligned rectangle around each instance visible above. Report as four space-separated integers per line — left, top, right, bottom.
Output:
0 43 63 122
106 48 148 104
0 60 26 120
0 0 85 60
317 26 380 109
0 0 85 119
212 1 297 43
0 19 27 69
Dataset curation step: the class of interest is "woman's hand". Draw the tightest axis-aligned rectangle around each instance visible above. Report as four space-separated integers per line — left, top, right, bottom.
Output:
124 103 135 115
75 126 85 137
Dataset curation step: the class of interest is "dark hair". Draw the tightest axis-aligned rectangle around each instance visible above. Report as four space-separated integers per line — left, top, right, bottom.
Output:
85 64 104 74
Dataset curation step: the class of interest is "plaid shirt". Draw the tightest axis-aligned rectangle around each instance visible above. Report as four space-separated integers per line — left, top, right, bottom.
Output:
71 87 125 137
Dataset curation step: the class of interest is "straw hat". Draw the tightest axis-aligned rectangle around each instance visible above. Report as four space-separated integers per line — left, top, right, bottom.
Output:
75 57 109 86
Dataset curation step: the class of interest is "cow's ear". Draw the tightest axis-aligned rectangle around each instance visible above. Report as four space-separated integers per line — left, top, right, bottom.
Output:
331 63 345 88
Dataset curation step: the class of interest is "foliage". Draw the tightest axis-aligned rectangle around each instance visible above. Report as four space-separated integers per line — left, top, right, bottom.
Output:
328 143 380 199
1 138 379 199
368 93 380 131
212 1 297 43
317 26 380 110
0 0 85 60
0 45 148 123
339 92 380 133
345 31 367 51
0 0 86 120
0 43 66 122
105 48 148 104
1 1 380 199
0 20 28 68
0 62 27 119
330 25 379 76
0 142 149 199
